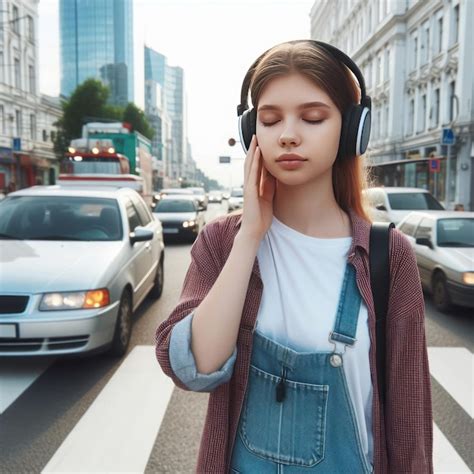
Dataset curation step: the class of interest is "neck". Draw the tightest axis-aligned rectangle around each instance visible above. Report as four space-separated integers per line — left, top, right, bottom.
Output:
273 171 351 238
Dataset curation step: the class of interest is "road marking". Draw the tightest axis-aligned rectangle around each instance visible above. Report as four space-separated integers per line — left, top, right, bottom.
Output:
0 358 55 414
428 347 473 418
42 345 175 473
433 423 471 473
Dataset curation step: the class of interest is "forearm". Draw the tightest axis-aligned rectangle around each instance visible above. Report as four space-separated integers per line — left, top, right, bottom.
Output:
191 230 260 374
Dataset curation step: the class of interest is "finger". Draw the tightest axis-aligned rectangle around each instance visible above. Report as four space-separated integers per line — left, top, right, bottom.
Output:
251 146 262 188
244 135 257 185
261 166 276 202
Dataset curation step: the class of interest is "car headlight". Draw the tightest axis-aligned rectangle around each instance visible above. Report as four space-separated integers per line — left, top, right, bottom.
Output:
183 220 196 228
39 289 110 311
463 272 474 285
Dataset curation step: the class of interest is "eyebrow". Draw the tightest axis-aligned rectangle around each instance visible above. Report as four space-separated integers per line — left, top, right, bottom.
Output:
257 101 331 112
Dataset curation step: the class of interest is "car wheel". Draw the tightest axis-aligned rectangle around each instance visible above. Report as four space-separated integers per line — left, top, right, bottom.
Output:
148 256 164 299
109 290 133 357
432 272 452 313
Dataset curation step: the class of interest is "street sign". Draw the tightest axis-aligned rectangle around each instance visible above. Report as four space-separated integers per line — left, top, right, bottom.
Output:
429 158 441 173
219 156 231 164
441 128 455 145
12 137 21 151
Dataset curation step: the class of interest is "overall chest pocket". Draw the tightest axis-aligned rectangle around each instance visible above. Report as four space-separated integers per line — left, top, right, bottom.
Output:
239 364 329 467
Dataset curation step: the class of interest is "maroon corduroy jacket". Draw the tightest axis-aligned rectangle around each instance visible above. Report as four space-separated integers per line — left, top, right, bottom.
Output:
155 210 433 473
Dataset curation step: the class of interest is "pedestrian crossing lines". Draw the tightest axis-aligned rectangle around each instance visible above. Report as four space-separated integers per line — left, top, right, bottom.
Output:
0 345 472 473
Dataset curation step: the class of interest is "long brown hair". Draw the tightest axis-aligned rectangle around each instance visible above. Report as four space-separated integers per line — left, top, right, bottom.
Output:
249 41 372 222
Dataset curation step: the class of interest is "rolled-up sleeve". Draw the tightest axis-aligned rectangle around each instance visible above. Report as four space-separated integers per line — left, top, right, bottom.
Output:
169 311 237 392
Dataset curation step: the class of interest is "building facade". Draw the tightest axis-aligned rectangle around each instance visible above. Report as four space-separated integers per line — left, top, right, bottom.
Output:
144 46 188 187
310 0 473 210
60 0 134 106
0 0 61 191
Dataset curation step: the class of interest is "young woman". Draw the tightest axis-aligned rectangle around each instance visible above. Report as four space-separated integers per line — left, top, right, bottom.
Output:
155 40 433 473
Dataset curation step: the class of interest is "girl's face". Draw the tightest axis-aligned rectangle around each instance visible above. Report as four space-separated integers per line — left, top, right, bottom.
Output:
255 73 342 186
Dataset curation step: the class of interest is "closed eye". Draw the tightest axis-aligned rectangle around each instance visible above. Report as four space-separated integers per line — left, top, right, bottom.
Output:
304 119 324 124
261 121 279 127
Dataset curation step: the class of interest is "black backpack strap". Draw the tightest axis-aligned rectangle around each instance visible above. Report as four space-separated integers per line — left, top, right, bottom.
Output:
369 222 394 405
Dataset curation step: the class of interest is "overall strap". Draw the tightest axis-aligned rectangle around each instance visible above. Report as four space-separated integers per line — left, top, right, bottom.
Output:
330 263 362 347
369 222 394 405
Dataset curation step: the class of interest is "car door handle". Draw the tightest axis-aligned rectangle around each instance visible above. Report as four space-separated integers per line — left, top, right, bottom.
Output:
145 243 151 250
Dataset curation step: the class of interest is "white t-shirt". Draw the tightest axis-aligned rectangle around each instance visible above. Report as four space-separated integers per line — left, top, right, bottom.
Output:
255 216 374 466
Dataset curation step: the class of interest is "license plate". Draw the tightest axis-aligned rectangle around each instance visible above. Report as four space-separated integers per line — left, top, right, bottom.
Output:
0 324 17 338
163 228 179 234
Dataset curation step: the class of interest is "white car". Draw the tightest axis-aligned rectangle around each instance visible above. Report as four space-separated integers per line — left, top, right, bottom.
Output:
397 211 474 312
228 187 244 211
0 186 165 357
364 187 444 225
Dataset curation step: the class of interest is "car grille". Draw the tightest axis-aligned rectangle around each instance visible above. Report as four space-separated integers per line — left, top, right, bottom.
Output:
162 221 183 228
0 296 29 314
0 335 89 353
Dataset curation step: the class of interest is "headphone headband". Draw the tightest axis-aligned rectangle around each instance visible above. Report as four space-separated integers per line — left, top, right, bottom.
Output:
237 40 368 116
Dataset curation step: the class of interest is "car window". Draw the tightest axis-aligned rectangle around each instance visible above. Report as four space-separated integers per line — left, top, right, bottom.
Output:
0 196 122 241
231 189 243 197
125 200 141 232
388 192 443 210
399 214 423 237
414 217 433 240
437 218 474 247
131 195 152 226
154 199 196 212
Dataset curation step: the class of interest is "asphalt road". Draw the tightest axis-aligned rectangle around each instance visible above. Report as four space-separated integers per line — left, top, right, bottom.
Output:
1 201 472 473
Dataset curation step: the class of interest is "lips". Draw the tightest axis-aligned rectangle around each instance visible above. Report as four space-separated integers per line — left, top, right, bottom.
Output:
276 154 307 162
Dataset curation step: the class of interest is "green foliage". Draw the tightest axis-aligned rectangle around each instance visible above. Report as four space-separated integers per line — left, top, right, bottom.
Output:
123 103 154 140
53 79 153 157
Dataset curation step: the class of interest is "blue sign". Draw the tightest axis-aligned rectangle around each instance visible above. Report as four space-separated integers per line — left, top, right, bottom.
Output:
12 137 21 151
441 128 455 145
429 158 440 172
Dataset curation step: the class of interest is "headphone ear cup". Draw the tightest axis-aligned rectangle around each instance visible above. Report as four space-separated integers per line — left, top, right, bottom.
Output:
338 105 364 160
239 108 257 153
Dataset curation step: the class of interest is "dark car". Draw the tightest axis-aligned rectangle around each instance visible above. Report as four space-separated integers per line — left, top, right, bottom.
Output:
153 195 205 242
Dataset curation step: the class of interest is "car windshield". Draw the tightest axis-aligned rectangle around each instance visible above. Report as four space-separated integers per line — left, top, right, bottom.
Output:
388 192 444 210
437 218 474 247
61 156 122 174
231 189 243 197
0 196 123 241
155 200 196 212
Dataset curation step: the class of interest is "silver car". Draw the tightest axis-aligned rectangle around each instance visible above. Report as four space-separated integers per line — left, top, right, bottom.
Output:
396 211 474 312
0 186 165 357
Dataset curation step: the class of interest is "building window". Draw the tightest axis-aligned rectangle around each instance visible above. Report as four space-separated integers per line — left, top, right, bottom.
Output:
437 16 443 53
42 129 47 141
28 65 35 94
408 98 415 135
12 5 20 35
15 110 22 136
0 51 4 84
412 35 418 69
453 4 460 45
432 88 440 127
449 81 456 122
419 94 426 132
376 55 382 84
30 114 36 140
384 49 390 80
384 102 389 136
0 105 4 135
27 15 34 42
14 58 21 89
421 22 430 64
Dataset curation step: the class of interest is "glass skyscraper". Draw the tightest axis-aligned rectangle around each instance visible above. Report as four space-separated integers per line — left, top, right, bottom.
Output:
60 0 134 105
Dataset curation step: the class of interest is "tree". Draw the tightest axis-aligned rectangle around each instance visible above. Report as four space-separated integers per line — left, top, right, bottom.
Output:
123 103 154 140
54 79 153 156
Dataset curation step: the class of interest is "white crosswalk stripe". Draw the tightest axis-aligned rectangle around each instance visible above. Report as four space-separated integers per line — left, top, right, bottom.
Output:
41 345 174 473
428 347 473 418
0 345 472 472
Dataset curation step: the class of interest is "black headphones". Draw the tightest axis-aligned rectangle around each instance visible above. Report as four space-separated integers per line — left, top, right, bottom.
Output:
237 40 371 160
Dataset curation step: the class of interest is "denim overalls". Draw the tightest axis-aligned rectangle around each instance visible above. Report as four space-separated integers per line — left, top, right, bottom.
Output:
230 263 373 473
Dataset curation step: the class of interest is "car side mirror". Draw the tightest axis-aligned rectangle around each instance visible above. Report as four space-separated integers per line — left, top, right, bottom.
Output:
198 206 205 212
130 227 154 245
375 204 387 211
415 237 433 249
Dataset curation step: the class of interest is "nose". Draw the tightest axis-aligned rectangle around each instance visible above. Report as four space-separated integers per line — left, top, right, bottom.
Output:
278 121 301 147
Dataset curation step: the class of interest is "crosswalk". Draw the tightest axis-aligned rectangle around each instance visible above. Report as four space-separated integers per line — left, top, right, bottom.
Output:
0 345 472 473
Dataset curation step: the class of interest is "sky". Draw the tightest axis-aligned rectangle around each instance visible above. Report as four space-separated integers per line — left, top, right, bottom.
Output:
38 0 316 188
